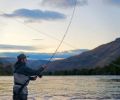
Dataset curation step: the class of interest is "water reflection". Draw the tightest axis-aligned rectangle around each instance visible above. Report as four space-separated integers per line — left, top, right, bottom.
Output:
0 76 120 100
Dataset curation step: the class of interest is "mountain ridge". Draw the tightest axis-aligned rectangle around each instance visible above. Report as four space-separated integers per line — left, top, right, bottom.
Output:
47 38 120 71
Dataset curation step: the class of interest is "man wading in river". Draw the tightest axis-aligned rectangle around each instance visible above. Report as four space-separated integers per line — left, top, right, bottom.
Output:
13 54 47 100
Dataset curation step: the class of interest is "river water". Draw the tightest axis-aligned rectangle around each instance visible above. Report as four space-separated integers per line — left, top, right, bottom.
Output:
0 76 120 100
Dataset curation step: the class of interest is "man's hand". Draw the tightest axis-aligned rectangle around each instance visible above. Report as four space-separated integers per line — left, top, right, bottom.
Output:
38 74 42 78
30 76 37 81
37 64 47 78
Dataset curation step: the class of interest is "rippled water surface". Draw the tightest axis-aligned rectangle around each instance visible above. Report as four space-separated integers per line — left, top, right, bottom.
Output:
0 76 120 100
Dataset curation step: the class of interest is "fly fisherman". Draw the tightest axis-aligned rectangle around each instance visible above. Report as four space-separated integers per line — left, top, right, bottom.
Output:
13 54 47 100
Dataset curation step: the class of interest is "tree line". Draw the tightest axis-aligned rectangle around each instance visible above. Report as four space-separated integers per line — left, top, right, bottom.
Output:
0 56 120 76
44 56 120 75
0 64 13 76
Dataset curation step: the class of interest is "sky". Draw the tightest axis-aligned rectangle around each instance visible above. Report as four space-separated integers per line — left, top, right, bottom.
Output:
0 0 120 54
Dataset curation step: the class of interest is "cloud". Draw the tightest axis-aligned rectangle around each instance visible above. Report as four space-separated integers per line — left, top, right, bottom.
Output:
40 0 87 8
105 0 120 6
1 8 66 22
0 44 39 51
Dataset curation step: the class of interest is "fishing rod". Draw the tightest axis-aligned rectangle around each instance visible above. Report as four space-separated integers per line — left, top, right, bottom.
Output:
14 0 77 95
41 0 77 69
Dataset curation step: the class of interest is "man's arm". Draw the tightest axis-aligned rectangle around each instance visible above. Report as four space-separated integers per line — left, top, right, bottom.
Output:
24 66 45 76
16 65 44 76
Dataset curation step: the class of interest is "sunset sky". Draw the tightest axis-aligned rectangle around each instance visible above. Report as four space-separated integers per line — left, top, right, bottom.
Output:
0 0 120 53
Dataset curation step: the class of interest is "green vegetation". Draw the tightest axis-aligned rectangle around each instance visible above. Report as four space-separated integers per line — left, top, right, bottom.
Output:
0 64 13 76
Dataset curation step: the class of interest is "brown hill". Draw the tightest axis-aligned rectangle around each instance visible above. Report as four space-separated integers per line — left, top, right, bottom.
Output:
47 38 120 71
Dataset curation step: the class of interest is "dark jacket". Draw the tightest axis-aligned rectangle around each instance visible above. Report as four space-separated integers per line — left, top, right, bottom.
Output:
13 61 44 95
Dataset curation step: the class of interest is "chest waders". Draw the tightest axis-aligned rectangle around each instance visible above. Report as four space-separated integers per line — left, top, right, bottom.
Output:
14 65 30 95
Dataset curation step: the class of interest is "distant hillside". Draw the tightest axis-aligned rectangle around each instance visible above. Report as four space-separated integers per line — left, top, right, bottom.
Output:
0 57 48 75
47 38 120 71
0 57 48 69
0 57 16 67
